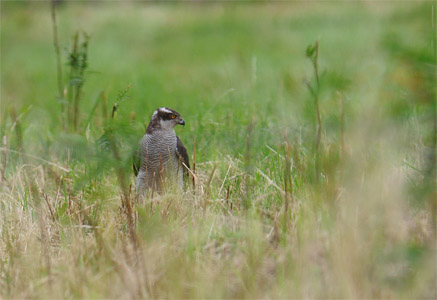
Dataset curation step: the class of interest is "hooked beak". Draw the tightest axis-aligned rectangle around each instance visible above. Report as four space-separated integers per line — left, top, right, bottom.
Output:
178 118 185 126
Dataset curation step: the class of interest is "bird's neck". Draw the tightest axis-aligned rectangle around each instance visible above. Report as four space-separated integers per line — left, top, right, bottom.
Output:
150 127 176 137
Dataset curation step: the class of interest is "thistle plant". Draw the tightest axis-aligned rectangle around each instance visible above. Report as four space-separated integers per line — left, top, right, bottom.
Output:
67 31 89 131
50 1 89 132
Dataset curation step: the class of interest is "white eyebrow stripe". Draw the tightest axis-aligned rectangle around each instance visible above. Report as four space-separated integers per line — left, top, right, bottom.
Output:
159 107 173 114
152 110 158 117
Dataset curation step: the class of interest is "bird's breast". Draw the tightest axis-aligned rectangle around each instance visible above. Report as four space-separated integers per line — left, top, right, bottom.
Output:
139 131 178 172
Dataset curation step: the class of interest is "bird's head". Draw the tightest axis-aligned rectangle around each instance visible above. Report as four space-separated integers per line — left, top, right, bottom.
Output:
147 107 185 132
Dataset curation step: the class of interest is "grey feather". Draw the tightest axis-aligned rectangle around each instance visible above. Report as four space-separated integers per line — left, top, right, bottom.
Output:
135 107 189 194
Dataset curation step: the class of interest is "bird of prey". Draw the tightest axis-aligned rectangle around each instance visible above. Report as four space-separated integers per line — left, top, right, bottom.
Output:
133 107 190 194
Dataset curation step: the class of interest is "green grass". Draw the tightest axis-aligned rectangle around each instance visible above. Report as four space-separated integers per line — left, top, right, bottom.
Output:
1 2 435 298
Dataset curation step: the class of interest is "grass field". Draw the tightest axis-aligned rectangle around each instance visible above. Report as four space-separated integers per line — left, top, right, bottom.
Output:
1 1 436 298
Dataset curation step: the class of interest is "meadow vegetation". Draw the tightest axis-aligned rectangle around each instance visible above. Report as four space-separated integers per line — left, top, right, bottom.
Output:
1 2 435 298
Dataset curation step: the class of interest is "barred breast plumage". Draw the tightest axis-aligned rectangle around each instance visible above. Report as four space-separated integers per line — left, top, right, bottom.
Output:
134 107 190 194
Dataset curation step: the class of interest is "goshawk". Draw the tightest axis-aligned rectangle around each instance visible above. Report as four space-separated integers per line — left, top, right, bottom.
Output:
133 107 190 193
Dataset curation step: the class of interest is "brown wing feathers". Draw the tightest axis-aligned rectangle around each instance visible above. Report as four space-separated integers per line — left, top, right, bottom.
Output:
176 136 190 178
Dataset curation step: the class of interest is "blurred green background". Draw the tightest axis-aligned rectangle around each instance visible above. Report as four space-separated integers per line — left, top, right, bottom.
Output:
2 2 433 158
0 1 435 298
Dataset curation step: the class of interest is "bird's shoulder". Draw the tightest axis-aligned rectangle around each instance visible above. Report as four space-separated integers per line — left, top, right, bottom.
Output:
175 136 190 169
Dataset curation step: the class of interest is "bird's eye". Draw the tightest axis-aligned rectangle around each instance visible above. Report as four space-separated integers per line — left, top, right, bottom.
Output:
171 115 176 119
